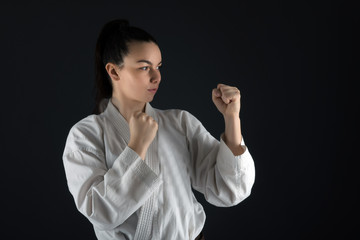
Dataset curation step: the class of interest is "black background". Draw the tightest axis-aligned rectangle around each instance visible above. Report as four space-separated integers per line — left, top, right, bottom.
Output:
1 0 358 239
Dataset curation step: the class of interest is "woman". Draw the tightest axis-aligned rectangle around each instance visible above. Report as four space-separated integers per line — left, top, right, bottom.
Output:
63 19 255 240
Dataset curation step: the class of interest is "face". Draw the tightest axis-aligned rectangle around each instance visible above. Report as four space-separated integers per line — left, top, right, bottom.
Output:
113 41 162 104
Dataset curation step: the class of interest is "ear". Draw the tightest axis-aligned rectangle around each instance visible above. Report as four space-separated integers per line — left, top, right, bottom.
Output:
105 63 121 82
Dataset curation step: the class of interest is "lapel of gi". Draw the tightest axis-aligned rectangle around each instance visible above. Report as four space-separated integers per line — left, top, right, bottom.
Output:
134 102 160 240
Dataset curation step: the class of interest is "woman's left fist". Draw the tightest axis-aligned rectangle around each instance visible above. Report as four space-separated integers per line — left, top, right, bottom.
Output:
212 83 241 117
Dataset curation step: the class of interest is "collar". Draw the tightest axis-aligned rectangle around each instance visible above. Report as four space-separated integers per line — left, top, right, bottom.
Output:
103 99 157 143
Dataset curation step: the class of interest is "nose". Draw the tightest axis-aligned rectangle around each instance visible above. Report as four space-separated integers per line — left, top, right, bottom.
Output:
150 68 161 84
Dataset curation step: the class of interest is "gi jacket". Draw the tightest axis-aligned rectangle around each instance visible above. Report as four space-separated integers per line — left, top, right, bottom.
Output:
63 100 255 240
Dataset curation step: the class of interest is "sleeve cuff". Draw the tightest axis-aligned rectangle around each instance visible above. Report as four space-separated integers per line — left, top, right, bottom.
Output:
106 147 162 205
218 135 253 174
111 147 161 188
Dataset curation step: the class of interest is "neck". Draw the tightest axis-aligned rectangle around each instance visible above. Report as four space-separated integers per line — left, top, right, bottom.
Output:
111 95 146 123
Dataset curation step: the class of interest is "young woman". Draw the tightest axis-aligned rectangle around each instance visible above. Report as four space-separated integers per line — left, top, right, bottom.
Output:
63 19 255 240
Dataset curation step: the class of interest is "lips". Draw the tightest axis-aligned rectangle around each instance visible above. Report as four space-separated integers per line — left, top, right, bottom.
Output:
147 88 158 93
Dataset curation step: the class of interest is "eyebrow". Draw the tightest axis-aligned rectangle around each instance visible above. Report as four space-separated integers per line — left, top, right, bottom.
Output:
136 60 162 65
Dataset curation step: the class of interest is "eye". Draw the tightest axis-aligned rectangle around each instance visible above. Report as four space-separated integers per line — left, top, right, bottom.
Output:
156 65 162 70
140 66 149 71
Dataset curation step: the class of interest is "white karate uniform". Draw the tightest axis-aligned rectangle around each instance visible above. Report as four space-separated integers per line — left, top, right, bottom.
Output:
63 100 255 240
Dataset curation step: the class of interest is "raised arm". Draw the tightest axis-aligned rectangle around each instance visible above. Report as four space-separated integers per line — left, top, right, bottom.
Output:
212 83 246 155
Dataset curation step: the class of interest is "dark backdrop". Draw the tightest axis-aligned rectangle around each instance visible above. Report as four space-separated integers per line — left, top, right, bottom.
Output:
1 0 358 239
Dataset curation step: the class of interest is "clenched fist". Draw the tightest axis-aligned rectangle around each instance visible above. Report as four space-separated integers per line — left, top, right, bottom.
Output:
128 111 158 160
212 83 241 117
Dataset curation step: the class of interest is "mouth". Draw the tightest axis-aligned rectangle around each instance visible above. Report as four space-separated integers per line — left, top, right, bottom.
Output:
147 88 158 94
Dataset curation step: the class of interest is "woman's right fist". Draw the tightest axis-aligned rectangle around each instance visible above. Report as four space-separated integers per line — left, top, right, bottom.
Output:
128 111 158 160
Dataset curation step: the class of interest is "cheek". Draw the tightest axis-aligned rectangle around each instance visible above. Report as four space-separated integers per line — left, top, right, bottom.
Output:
120 69 149 90
122 71 138 84
132 71 150 85
126 74 149 93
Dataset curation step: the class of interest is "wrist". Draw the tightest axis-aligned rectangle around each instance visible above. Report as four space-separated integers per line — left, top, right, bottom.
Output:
224 115 242 146
223 112 239 121
224 114 240 129
128 142 147 160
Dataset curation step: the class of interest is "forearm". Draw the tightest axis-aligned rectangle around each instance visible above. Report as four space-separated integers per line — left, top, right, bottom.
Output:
223 115 245 156
63 147 161 230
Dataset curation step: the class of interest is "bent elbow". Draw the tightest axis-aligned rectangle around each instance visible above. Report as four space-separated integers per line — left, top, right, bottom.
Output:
75 189 127 231
233 187 253 206
228 171 256 206
236 172 256 204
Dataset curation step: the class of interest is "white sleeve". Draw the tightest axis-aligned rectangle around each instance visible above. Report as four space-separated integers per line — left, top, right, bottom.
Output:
183 111 255 207
63 130 162 231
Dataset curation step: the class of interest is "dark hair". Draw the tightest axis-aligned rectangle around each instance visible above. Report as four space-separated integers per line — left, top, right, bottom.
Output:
93 19 158 114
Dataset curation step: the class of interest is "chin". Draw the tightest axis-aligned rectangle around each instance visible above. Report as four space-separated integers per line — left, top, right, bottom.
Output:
146 97 155 103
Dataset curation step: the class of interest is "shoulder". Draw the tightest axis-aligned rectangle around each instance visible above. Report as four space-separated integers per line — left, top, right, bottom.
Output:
154 108 205 134
64 114 106 155
69 114 105 138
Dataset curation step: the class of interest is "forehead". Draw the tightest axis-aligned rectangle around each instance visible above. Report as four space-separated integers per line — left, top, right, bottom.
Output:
125 41 161 62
